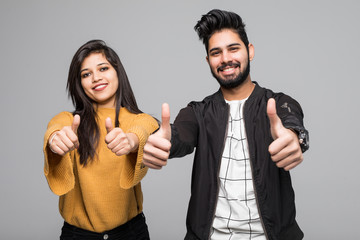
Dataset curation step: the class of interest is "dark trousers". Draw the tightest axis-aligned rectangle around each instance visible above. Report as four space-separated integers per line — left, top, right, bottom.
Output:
60 212 150 240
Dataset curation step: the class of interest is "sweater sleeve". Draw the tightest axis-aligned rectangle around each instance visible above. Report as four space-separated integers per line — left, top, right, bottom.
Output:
119 113 158 189
43 112 75 196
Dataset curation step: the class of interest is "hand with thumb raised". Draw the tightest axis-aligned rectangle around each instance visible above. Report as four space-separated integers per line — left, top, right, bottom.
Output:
143 103 172 169
105 117 139 156
48 114 80 156
267 98 303 170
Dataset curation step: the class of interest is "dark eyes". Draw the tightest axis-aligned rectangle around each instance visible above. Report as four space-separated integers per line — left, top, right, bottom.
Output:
81 72 90 78
210 51 220 56
81 67 109 78
210 47 239 57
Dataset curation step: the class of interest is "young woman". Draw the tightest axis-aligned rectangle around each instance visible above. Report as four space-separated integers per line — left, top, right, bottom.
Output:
43 40 158 240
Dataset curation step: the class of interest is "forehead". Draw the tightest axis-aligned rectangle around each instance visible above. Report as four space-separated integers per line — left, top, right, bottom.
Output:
81 52 108 68
208 29 244 50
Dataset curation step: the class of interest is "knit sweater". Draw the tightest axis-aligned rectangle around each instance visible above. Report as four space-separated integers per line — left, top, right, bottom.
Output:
43 107 158 232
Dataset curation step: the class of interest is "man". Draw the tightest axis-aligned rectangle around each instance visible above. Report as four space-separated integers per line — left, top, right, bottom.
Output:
143 9 309 240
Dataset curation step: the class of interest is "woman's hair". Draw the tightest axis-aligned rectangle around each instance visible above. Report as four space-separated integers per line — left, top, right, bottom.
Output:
67 39 142 166
194 9 249 54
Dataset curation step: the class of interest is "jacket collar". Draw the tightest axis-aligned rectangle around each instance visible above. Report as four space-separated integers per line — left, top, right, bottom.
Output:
212 81 263 103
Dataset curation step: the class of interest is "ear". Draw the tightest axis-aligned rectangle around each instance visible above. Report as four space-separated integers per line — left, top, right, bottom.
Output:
248 43 255 61
206 55 209 64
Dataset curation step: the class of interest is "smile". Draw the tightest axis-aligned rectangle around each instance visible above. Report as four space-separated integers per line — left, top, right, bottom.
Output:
222 67 236 72
217 62 240 74
93 83 108 91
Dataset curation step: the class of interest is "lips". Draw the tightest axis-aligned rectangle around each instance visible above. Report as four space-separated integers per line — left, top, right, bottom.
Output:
93 83 108 91
217 62 240 73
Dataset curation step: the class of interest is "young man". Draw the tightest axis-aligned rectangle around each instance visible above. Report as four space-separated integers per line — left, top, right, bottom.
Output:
143 9 309 240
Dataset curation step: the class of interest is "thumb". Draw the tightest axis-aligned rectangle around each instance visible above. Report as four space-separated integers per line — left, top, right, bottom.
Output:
71 114 80 134
105 117 114 133
267 98 282 139
160 103 171 140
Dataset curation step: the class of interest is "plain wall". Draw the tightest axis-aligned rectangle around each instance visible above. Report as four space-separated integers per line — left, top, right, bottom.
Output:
0 0 359 239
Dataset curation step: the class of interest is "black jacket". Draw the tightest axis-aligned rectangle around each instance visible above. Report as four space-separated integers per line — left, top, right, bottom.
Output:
170 83 308 240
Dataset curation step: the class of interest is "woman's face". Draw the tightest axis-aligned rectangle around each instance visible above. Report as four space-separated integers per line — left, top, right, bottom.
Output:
80 52 119 108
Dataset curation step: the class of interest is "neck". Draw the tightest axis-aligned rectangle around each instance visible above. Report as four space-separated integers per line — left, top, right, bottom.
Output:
220 77 255 101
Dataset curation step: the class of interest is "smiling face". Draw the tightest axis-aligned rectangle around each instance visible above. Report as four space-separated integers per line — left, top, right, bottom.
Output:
80 52 119 108
206 29 254 89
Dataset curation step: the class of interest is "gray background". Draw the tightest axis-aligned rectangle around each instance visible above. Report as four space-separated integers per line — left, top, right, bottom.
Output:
0 0 359 239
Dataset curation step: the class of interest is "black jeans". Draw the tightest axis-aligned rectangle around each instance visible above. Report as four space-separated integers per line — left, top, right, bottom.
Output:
60 212 150 240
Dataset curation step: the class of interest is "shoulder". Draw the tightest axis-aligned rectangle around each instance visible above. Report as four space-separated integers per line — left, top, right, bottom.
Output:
119 108 153 120
253 83 299 105
188 89 224 109
255 84 304 117
120 108 158 129
48 111 73 124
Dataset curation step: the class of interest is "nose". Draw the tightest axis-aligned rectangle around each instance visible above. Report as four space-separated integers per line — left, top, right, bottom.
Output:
221 51 231 64
92 72 102 82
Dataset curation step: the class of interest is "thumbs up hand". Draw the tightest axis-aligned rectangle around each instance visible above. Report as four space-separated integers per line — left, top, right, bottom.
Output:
105 117 139 156
267 98 303 171
48 114 80 156
143 103 171 169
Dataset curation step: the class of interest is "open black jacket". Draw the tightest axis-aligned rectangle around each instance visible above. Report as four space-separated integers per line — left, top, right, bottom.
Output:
170 83 308 240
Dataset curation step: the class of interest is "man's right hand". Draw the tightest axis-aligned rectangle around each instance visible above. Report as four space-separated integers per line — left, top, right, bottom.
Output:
143 103 171 169
48 114 80 156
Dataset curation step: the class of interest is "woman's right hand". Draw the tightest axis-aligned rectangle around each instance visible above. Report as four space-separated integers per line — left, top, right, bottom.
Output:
48 114 80 156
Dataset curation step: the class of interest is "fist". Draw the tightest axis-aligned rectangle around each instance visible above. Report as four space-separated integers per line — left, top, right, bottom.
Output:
267 98 303 171
143 103 171 169
105 117 139 156
48 114 80 156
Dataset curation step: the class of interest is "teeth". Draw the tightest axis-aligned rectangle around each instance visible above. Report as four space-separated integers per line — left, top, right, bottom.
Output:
223 68 234 72
95 84 106 89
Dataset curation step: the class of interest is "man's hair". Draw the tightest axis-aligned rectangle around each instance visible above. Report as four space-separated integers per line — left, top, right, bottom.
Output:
194 9 249 53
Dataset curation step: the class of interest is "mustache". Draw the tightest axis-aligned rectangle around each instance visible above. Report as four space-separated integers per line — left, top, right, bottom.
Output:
217 62 240 72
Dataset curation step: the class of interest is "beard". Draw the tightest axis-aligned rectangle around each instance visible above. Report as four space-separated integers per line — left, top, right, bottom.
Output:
211 59 250 89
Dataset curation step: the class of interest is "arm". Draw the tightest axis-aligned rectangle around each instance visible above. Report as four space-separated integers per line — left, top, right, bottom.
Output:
119 112 159 189
169 106 199 158
143 103 199 169
43 112 78 195
267 96 309 171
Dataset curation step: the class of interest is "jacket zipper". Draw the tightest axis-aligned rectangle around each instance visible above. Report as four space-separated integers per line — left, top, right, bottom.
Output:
248 152 269 240
208 104 230 240
245 101 269 240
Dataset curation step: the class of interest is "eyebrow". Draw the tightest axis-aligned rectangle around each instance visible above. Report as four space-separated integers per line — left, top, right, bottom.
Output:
80 62 109 73
209 43 242 54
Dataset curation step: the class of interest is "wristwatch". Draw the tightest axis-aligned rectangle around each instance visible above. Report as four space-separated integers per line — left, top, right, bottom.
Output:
293 128 309 152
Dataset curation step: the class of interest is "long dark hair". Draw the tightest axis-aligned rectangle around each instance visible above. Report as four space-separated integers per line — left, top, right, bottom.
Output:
194 9 250 54
67 40 142 166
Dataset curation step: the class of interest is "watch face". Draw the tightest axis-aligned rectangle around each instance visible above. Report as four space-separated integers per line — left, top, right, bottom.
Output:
299 130 309 151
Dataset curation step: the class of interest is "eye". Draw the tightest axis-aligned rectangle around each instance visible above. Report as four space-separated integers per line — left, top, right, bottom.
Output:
100 66 109 72
81 72 91 78
229 47 239 52
210 51 220 57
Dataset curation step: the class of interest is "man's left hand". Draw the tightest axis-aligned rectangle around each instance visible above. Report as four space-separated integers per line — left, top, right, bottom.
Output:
267 98 303 171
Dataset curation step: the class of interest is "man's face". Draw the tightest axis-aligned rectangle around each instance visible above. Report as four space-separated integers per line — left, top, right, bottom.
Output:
206 29 253 89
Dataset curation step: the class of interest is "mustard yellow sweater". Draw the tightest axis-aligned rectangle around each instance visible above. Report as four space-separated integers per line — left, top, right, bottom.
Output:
43 108 158 232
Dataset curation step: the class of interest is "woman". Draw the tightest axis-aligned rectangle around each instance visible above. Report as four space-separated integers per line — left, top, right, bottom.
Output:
43 40 158 239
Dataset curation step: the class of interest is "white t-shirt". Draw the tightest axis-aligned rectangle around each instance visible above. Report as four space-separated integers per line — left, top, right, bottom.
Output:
210 99 266 240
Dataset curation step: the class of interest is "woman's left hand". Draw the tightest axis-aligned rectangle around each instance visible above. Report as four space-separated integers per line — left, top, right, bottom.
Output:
105 117 139 156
